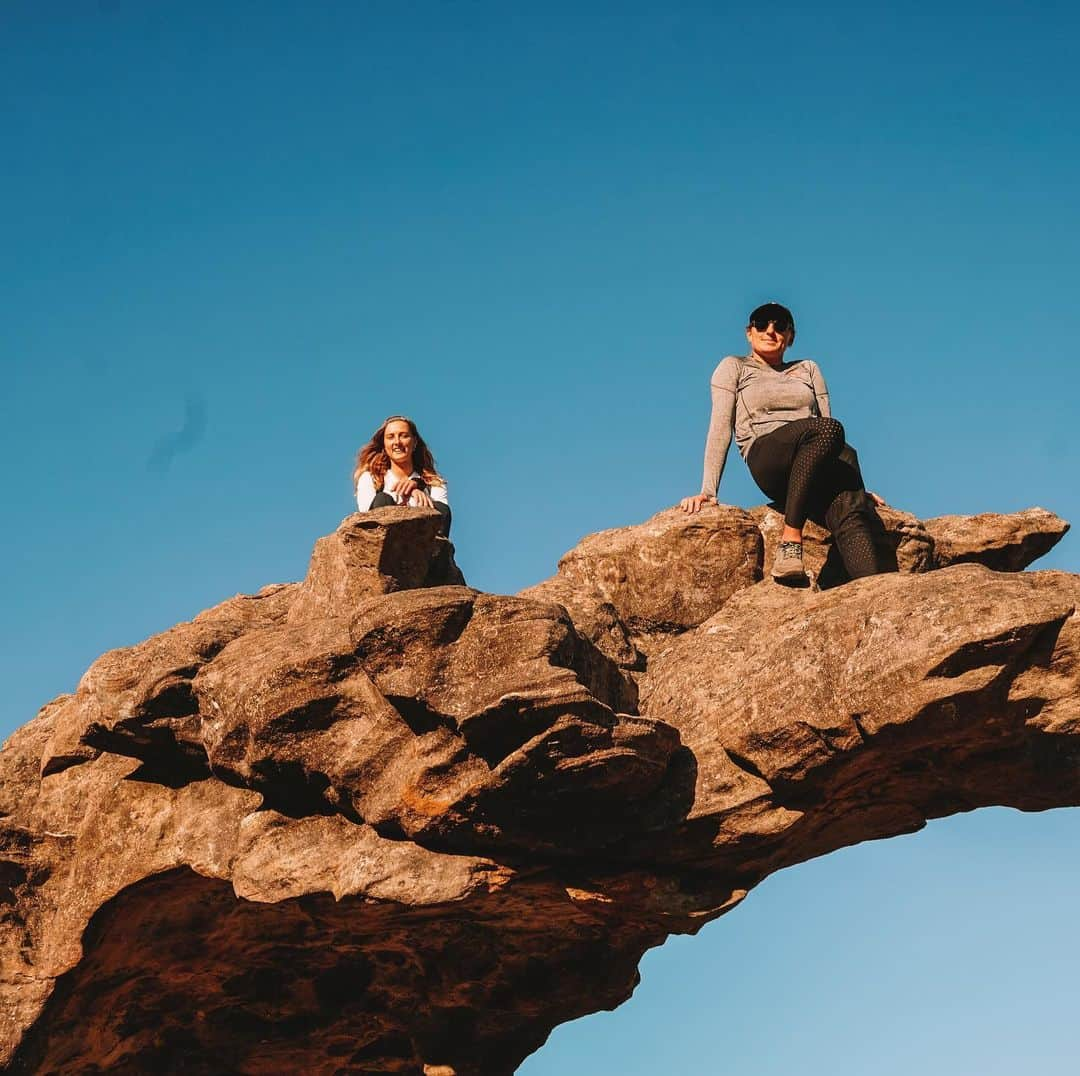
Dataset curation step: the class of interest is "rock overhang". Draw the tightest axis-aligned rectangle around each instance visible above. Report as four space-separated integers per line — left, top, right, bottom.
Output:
0 501 1074 1073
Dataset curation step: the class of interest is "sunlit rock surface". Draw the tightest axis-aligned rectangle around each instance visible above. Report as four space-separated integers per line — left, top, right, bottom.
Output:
1 503 1074 1074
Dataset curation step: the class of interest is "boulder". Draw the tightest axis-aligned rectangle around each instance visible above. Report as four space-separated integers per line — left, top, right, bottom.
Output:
924 507 1069 571
523 506 763 637
1 504 1077 1073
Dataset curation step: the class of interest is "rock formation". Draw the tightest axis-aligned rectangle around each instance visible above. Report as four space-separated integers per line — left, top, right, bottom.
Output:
0 501 1074 1074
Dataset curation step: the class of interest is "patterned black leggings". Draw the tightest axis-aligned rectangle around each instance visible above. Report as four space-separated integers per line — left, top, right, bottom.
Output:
746 417 886 580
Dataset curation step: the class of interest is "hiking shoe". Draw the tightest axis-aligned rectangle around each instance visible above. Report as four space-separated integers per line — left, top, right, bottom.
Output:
772 540 808 583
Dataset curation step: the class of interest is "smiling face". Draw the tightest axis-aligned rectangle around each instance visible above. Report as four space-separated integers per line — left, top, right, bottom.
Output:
746 319 794 364
383 419 416 471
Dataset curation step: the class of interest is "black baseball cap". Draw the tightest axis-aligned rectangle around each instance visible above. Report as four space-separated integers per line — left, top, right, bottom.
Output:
748 302 795 335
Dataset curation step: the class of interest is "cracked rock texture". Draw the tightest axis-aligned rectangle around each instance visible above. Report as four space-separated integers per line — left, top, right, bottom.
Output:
0 502 1074 1074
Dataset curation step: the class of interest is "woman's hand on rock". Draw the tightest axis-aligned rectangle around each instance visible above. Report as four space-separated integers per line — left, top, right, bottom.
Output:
395 478 419 503
679 493 715 514
412 490 435 509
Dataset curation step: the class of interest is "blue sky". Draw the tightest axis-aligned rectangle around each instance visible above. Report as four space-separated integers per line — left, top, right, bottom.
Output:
3 4 1079 1072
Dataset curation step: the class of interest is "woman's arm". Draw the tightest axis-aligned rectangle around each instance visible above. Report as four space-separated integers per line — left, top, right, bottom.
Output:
356 471 377 511
700 358 739 497
682 359 738 513
402 477 449 509
412 480 451 537
809 361 831 418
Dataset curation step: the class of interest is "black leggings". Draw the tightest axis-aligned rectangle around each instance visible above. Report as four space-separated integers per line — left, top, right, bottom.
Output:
371 491 452 538
747 417 847 531
746 417 887 581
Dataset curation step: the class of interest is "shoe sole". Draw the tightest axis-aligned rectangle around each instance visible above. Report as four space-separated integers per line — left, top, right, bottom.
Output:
772 569 810 587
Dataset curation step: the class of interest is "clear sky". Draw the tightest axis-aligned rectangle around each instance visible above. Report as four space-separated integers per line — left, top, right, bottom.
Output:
3 3 1079 1073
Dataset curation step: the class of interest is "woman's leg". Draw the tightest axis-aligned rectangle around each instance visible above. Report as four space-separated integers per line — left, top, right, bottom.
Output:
370 491 396 508
808 446 893 581
814 449 890 579
823 490 885 579
747 417 847 530
749 419 891 583
432 501 451 538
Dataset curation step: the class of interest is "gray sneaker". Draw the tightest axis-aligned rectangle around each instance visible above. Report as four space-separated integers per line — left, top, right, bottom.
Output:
772 540 808 583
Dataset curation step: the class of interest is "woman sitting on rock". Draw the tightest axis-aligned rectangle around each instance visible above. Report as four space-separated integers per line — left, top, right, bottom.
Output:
680 302 888 584
354 415 451 537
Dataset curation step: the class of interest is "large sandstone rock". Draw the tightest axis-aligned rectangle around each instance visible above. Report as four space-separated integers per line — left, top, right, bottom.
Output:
288 508 465 621
639 566 1080 873
924 507 1069 571
749 503 1068 584
1 502 1076 1073
524 501 1066 662
523 506 763 636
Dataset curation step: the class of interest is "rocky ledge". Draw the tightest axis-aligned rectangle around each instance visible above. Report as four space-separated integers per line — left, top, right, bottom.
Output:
0 503 1074 1074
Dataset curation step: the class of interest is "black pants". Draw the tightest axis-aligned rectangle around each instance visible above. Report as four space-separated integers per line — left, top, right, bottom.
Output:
371 491 452 538
746 417 892 581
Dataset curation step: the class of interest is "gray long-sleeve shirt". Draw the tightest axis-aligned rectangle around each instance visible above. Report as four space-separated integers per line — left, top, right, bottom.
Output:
700 354 831 497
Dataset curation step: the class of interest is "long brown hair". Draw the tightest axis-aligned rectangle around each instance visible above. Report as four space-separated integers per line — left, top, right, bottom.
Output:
353 415 444 491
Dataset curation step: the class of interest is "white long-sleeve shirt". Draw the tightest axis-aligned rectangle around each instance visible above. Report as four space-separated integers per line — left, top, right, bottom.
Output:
355 469 450 512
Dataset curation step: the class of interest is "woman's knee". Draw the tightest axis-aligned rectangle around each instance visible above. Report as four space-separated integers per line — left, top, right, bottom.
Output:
817 417 845 452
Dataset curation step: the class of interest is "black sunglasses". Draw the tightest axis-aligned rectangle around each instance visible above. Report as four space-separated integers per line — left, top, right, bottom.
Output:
749 313 793 333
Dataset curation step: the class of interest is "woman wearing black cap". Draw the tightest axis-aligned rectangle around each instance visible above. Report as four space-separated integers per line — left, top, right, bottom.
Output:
680 302 887 584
